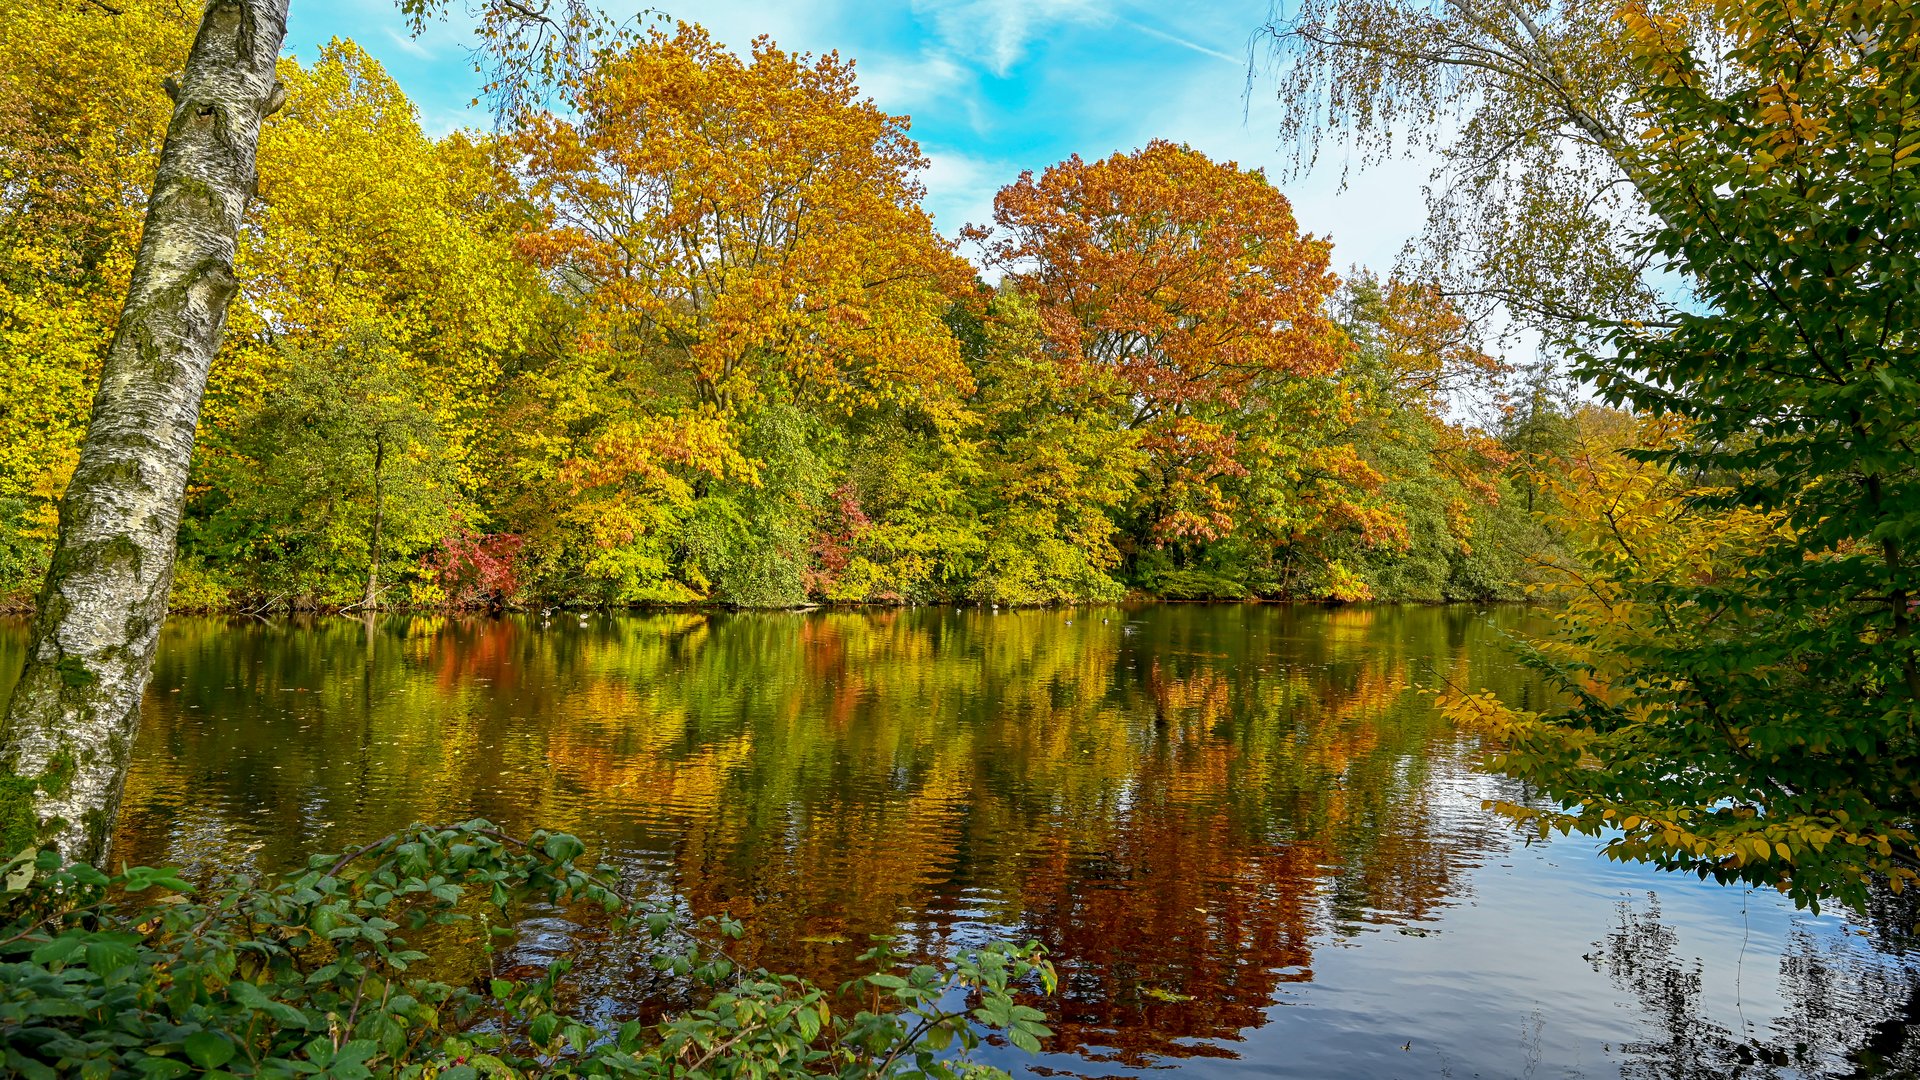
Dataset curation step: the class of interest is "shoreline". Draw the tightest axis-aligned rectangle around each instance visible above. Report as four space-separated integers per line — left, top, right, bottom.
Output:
0 594 1534 620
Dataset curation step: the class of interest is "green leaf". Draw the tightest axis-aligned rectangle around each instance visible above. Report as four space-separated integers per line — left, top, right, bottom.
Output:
184 1032 236 1069
228 979 294 1020
30 934 83 966
84 938 139 976
528 1013 559 1046
796 1006 821 1042
3 848 36 892
541 833 586 863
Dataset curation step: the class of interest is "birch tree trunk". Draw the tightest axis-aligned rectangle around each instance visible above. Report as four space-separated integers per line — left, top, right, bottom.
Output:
0 0 291 864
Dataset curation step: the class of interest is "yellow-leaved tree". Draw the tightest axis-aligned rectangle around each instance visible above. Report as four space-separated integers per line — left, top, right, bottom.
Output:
520 22 973 417
228 40 541 477
0 0 194 603
188 40 549 608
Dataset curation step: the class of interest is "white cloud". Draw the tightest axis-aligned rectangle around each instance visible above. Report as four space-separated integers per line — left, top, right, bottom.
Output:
918 148 1012 240
856 48 975 116
1113 16 1243 65
381 25 435 60
910 0 1104 75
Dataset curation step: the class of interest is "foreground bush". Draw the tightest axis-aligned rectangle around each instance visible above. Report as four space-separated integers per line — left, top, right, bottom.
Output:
0 822 1054 1078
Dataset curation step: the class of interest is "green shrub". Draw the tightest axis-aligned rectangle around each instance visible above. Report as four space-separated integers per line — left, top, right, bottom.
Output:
0 497 51 610
0 822 1054 1079
704 407 828 609
166 557 233 613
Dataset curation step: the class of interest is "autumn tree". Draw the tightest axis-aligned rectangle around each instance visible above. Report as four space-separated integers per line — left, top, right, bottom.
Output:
1156 272 1513 602
1315 274 1516 600
214 39 543 473
520 23 972 417
514 24 973 605
968 141 1341 556
198 329 460 610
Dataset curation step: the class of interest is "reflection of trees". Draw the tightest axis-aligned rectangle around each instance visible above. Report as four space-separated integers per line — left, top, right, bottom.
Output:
99 605 1533 1064
1591 895 1920 1078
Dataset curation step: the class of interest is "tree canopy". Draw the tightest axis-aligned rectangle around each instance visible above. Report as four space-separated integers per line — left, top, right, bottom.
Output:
0 3 1546 618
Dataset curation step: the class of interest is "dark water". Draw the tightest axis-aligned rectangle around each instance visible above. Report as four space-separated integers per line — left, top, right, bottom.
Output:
2 605 1915 1077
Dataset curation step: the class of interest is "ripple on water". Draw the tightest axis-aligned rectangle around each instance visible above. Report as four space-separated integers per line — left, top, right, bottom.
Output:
0 606 1906 1078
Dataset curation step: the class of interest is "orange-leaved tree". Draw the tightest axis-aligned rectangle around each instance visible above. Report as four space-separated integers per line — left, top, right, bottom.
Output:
967 141 1341 548
519 23 973 420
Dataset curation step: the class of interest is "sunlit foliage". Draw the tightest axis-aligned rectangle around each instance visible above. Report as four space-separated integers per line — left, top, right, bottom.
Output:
968 141 1341 548
0 3 1545 611
0 0 195 604
520 23 971 417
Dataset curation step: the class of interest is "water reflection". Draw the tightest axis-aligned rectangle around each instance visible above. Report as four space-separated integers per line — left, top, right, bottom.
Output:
1592 895 1920 1078
0 604 1910 1077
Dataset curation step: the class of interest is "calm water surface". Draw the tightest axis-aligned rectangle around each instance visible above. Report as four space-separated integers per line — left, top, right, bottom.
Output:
3 605 1914 1077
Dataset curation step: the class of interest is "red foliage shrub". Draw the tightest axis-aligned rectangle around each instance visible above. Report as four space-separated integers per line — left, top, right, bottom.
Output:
423 528 526 608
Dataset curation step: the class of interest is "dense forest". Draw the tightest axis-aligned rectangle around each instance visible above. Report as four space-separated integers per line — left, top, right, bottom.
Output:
0 1 1574 614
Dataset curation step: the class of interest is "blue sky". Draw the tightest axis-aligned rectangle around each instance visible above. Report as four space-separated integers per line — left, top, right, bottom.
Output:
285 0 1430 276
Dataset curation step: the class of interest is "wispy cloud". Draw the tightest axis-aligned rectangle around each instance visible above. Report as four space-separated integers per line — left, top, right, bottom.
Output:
910 0 1103 75
382 25 435 60
1114 16 1242 65
859 48 972 112
919 148 1014 238
908 1 1246 76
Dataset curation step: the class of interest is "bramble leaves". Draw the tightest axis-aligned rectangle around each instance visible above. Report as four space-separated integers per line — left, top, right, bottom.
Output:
0 821 1056 1078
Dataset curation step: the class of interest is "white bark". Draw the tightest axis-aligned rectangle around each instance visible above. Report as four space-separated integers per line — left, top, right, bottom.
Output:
0 0 291 865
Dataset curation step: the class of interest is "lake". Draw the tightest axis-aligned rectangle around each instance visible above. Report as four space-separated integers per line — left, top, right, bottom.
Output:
3 605 1914 1077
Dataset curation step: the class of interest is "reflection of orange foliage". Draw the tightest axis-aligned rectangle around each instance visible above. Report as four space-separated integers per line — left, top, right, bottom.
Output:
428 616 526 694
1020 810 1326 1064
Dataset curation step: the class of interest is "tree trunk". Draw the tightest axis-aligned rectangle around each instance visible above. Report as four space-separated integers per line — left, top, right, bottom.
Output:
364 437 385 611
0 0 291 864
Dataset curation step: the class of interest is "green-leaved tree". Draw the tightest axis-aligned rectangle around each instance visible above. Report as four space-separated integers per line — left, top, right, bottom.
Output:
1443 0 1920 909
